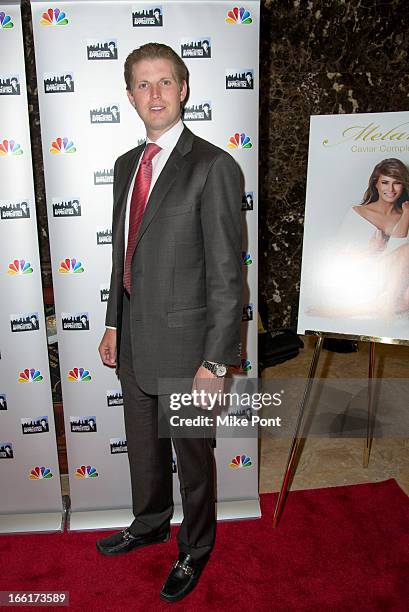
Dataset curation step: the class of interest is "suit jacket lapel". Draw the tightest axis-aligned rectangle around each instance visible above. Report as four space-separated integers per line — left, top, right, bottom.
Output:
134 127 194 250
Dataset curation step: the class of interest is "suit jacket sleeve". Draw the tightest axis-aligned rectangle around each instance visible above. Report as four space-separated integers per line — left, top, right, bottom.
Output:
105 158 120 328
201 152 243 365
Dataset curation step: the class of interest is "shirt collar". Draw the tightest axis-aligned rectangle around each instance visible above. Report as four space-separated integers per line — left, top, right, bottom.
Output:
146 119 184 151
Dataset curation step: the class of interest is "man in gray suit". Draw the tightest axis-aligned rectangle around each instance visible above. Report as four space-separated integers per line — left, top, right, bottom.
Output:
97 43 242 602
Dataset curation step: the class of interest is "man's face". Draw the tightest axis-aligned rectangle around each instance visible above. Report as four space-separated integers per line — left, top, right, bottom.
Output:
127 58 187 140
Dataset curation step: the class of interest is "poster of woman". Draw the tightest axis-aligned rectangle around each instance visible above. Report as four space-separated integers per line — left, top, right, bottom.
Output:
298 111 409 341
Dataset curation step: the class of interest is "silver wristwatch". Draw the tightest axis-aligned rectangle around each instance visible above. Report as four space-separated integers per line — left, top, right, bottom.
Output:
202 360 228 377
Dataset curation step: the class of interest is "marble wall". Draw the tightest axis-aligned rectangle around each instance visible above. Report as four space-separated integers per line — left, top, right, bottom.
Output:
21 0 409 326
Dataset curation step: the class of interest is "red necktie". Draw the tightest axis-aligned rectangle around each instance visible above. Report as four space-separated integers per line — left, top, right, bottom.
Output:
123 143 161 292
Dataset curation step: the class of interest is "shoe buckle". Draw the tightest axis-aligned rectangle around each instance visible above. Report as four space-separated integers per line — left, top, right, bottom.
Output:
122 528 134 542
175 560 194 576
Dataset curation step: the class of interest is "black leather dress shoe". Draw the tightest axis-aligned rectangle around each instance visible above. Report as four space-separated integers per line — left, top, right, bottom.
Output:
160 552 209 603
96 525 170 556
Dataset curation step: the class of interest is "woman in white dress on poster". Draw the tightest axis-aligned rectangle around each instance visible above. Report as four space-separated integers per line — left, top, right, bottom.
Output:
309 158 409 319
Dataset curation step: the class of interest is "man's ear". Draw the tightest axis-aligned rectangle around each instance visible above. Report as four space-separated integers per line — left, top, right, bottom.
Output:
127 89 135 108
180 80 187 103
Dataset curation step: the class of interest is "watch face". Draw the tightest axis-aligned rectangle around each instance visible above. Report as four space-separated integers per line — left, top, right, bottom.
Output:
216 364 227 377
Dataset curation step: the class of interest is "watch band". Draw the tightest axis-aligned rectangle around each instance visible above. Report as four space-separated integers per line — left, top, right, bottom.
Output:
202 360 228 377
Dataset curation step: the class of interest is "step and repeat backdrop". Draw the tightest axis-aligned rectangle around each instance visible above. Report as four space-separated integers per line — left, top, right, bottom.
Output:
31 0 260 528
0 0 62 532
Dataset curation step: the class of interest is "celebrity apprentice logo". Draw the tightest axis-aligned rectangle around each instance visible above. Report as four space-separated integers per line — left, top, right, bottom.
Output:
50 137 76 154
0 443 13 459
1 199 30 219
0 139 23 156
29 466 53 479
75 465 98 478
90 104 120 124
61 312 89 331
0 75 20 95
52 197 81 217
181 38 211 59
68 367 91 382
97 228 112 245
100 285 110 302
58 258 84 273
94 168 114 185
10 312 39 332
225 7 253 24
18 368 43 383
183 102 212 122
110 438 127 454
242 192 254 211
0 394 7 410
21 416 49 435
7 259 33 275
87 39 118 60
70 416 97 433
242 304 253 322
44 72 74 93
225 69 254 90
0 12 14 28
107 390 123 406
132 6 163 26
229 454 252 468
40 8 69 26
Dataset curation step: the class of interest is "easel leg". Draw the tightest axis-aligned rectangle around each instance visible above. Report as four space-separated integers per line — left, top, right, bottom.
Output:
272 335 324 528
363 341 376 468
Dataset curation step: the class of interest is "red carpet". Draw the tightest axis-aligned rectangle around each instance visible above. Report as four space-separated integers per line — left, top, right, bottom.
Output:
1 479 408 611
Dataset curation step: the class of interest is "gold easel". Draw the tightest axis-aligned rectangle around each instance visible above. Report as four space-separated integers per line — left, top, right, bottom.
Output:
272 330 408 528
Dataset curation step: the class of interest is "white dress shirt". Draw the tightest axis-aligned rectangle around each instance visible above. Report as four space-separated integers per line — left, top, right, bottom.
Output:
124 120 184 248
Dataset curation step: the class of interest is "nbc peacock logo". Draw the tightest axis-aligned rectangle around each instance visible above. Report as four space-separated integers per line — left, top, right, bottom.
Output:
58 258 84 274
75 465 98 478
225 7 252 24
0 139 23 156
241 359 252 372
68 367 92 382
242 251 252 266
40 8 69 26
29 466 53 480
7 259 33 275
18 368 44 383
227 132 252 149
50 137 76 154
229 454 252 468
0 12 14 28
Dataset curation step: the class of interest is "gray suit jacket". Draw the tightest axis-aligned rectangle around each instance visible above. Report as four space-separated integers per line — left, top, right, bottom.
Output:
106 126 243 393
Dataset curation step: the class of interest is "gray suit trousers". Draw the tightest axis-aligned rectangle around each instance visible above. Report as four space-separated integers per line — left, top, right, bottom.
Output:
119 293 216 560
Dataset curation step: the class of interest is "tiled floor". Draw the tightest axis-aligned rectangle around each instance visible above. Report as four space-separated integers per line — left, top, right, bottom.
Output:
261 336 409 495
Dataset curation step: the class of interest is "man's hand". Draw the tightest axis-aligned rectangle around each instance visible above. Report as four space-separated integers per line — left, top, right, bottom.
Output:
192 365 225 410
99 328 117 367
